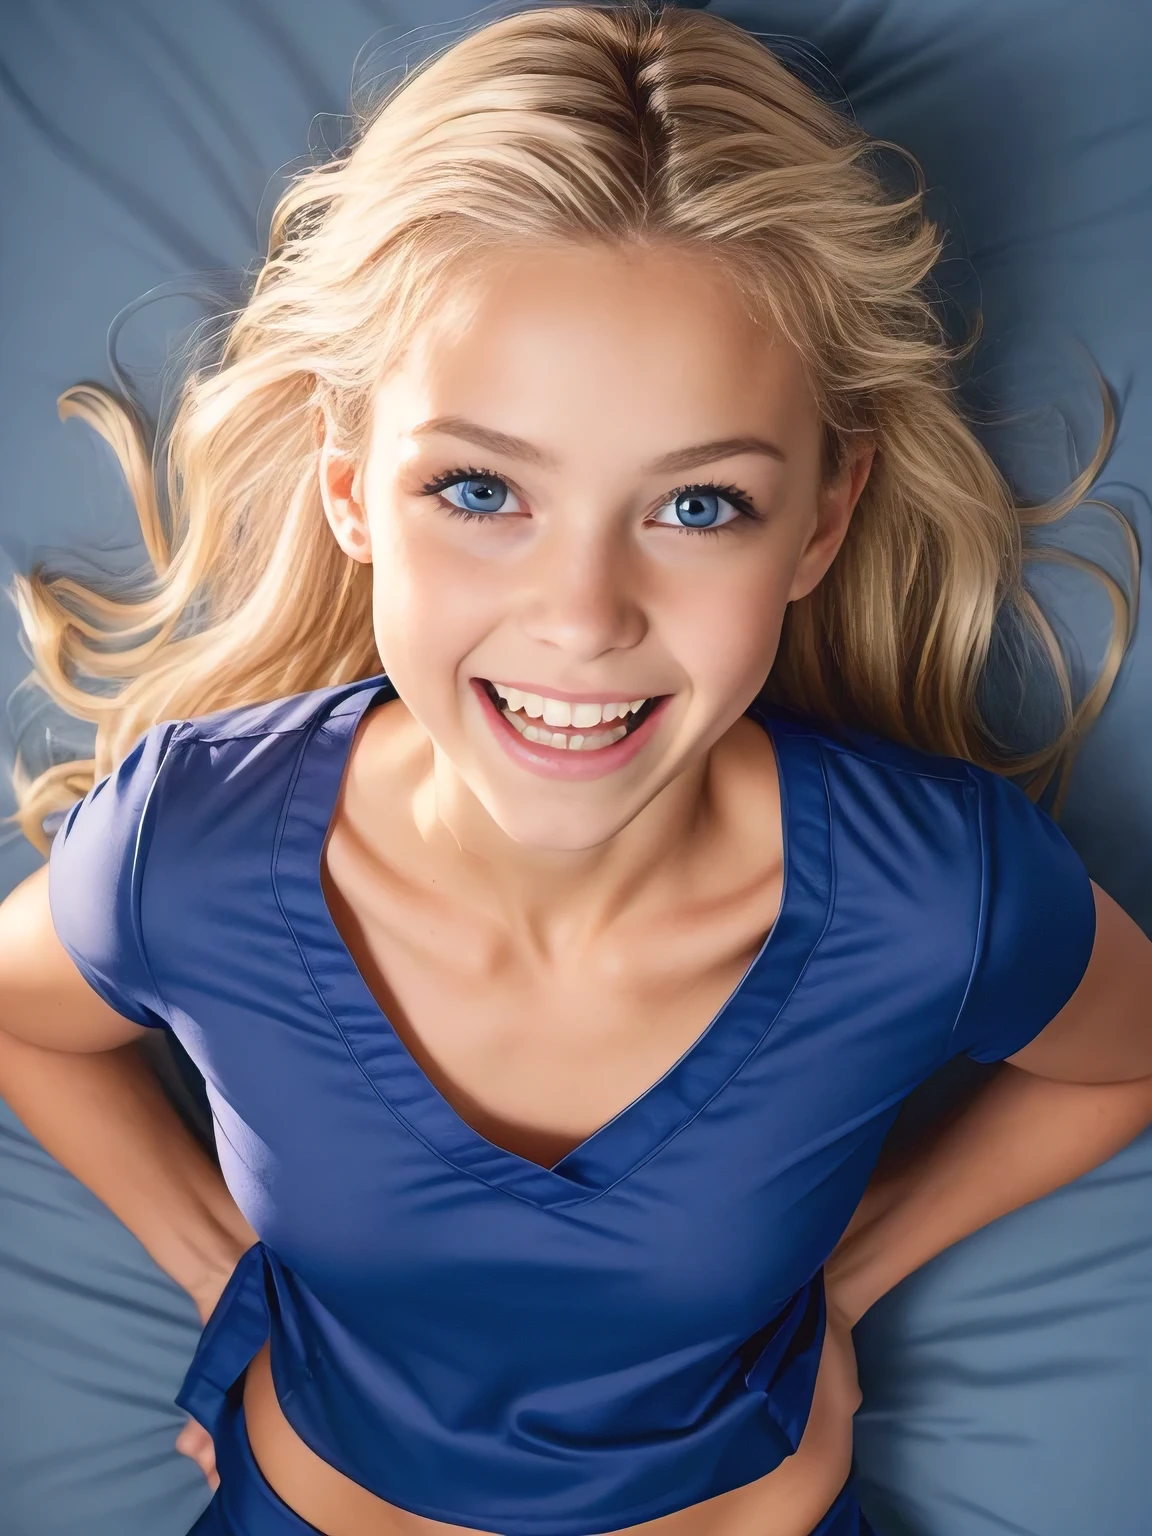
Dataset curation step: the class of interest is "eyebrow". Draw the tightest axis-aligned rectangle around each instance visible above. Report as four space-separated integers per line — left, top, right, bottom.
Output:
410 415 787 473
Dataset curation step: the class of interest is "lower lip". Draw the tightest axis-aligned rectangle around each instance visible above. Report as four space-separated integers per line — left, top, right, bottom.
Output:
471 681 671 781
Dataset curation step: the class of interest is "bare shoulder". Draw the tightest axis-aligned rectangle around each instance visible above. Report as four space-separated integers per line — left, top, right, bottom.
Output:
0 864 144 1051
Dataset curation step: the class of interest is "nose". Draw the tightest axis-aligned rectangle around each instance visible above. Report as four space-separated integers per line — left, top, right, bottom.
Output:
518 524 647 663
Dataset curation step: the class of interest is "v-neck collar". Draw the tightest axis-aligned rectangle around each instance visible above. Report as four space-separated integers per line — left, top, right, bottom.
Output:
273 674 833 1211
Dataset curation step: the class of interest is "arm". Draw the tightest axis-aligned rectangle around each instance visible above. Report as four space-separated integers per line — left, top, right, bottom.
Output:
826 881 1152 1326
0 863 256 1325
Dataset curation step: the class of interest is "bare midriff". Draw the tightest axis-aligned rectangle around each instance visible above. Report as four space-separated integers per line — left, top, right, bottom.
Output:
240 1331 854 1536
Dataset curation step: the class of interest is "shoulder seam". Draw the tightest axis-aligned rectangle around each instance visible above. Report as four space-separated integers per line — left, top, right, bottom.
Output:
949 764 990 1047
788 727 972 786
171 720 315 747
133 722 184 1028
167 675 391 748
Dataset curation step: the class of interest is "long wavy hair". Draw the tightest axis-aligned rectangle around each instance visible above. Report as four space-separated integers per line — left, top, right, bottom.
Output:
8 0 1137 855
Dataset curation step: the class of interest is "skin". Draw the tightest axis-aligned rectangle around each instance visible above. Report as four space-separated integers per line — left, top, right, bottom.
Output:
328 241 865 867
1 240 1151 1534
235 241 876 1534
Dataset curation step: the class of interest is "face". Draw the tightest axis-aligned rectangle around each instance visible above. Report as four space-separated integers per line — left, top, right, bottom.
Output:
321 242 872 851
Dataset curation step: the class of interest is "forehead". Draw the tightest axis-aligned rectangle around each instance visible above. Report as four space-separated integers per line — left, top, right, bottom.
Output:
370 243 816 459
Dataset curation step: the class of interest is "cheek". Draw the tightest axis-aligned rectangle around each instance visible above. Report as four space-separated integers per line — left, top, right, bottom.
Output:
367 518 495 686
660 553 792 699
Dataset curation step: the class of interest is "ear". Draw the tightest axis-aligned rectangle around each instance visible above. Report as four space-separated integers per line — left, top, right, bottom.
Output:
319 416 372 565
788 439 875 604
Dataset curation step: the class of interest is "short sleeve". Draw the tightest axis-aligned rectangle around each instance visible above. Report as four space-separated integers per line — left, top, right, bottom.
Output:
47 721 180 1029
950 766 1097 1063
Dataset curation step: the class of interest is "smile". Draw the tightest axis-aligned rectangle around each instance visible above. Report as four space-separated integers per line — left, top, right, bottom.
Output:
480 681 659 752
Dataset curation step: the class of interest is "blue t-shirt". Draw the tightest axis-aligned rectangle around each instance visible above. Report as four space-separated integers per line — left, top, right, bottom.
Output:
47 673 1096 1535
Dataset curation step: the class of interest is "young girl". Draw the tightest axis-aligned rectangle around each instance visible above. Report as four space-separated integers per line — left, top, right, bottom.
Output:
2 5 1151 1534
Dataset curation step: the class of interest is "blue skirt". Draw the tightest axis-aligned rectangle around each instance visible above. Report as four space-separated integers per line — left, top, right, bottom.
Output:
187 1382 877 1536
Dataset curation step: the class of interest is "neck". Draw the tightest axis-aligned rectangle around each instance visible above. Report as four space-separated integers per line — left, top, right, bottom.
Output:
412 745 720 958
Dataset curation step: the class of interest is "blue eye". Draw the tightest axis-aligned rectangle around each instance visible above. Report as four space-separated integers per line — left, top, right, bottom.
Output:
650 486 744 532
420 468 525 522
421 467 760 532
442 476 517 515
679 491 723 527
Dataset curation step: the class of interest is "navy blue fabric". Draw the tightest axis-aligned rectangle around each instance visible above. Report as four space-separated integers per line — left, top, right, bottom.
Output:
188 1388 877 1536
187 1390 878 1536
187 1388 325 1535
48 726 176 1030
47 674 1093 1534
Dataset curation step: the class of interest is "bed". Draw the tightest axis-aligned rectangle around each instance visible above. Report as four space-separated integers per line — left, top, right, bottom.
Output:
1 3 1150 1532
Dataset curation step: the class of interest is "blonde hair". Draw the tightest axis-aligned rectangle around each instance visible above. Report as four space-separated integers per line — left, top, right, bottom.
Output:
8 0 1136 855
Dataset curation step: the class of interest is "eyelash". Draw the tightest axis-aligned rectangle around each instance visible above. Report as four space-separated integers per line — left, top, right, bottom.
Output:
419 464 763 536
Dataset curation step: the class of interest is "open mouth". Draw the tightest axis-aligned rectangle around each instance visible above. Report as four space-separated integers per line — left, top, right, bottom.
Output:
477 680 663 753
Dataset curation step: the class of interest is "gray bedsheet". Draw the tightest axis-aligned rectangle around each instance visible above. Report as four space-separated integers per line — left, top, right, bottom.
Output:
2 3 1150 1533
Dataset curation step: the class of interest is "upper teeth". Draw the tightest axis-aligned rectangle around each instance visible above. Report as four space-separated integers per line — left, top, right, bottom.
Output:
490 685 648 729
